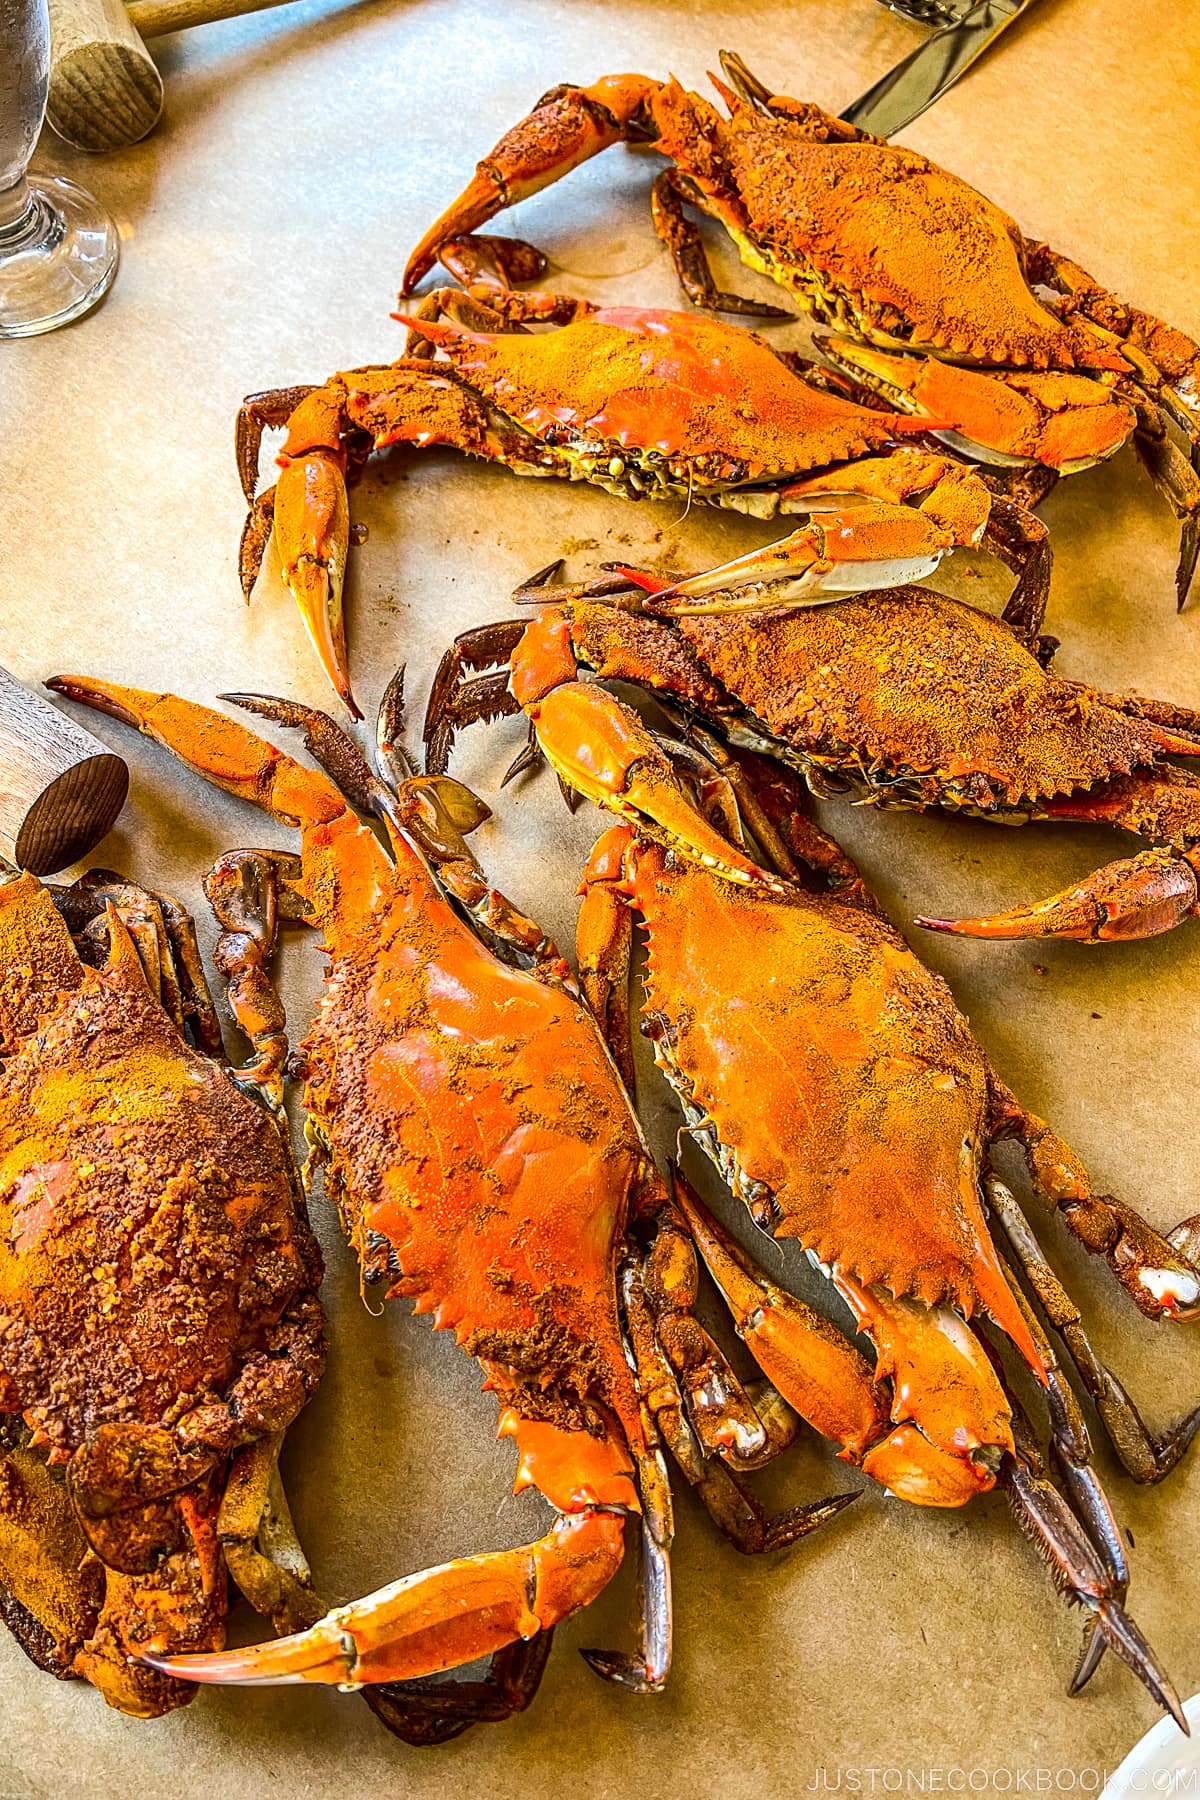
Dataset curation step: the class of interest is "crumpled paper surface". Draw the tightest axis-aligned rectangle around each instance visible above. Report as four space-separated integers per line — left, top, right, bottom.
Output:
1 0 1198 1793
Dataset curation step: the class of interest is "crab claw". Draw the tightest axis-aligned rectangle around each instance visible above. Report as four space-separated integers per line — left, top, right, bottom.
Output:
141 1511 625 1688
272 452 357 720
917 848 1200 944
401 76 659 294
505 607 784 890
819 338 1135 475
636 509 949 615
534 681 787 893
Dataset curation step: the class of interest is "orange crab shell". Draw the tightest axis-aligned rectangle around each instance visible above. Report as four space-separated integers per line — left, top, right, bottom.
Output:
675 587 1185 808
617 838 1038 1365
0 879 314 1467
405 306 933 481
291 814 651 1474
651 83 1128 375
0 872 324 1714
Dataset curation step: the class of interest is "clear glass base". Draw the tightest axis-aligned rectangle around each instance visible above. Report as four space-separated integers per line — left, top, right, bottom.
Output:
0 172 119 338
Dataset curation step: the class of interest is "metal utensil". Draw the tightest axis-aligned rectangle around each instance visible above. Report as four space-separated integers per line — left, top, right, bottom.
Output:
842 0 1040 138
874 0 981 28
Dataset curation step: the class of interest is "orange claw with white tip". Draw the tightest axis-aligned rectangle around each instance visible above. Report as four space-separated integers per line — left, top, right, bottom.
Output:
142 1510 626 1689
639 507 952 615
271 390 358 720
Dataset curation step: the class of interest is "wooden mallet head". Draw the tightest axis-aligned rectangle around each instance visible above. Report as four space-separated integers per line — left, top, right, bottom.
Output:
0 664 128 875
47 0 302 153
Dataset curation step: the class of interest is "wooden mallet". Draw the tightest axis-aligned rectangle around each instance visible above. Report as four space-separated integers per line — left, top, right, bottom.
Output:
47 0 304 154
0 664 128 875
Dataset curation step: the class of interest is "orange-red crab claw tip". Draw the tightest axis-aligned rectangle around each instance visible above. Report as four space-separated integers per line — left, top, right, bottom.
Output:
287 562 362 721
138 1623 351 1686
915 852 1200 944
390 311 482 347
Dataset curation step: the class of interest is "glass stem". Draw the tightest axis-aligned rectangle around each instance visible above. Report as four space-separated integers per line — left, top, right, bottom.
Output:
0 175 54 253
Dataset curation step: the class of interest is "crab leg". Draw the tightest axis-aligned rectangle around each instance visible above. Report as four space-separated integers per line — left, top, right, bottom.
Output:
50 872 224 1058
675 1178 1185 1721
917 771 1200 944
401 76 663 296
641 453 1049 627
985 1175 1200 1483
1023 242 1200 466
360 1634 558 1747
237 360 541 719
142 1508 627 1688
989 1093 1200 1326
817 339 1138 474
1000 1417 1185 1730
233 677 578 988
670 1175 1005 1505
650 168 791 319
218 1434 323 1636
621 1252 858 1555
637 507 953 615
982 1235 1178 1713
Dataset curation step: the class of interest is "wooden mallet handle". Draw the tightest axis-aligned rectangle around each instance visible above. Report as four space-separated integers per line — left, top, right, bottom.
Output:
128 0 300 37
0 666 128 876
46 0 303 153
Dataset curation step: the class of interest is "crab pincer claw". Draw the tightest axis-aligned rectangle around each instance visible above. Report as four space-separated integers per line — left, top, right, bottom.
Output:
633 514 946 616
579 1649 666 1693
142 1512 630 1691
916 849 1200 944
141 1612 357 1687
401 76 652 294
532 682 788 894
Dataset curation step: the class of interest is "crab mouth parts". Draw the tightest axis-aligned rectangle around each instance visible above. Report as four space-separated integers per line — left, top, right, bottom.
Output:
721 713 1031 819
541 432 781 507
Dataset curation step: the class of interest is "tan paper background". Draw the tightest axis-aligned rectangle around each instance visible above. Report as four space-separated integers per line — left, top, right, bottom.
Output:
2 0 1199 1793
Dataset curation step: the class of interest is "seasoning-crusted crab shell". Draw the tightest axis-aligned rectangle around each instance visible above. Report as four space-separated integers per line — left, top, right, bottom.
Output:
50 672 858 1735
53 671 1194 1732
403 56 1200 606
670 587 1187 809
398 305 932 481
633 846 1012 1319
427 571 1200 944
0 866 325 1718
